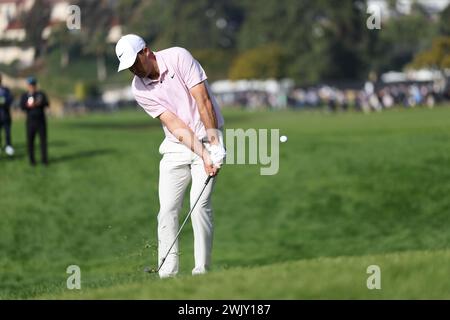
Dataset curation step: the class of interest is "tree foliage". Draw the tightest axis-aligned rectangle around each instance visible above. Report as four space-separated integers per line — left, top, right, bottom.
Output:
410 36 450 70
118 0 244 50
369 10 437 74
439 4 450 36
75 0 116 81
228 44 285 80
234 0 371 83
41 0 449 85
20 0 51 60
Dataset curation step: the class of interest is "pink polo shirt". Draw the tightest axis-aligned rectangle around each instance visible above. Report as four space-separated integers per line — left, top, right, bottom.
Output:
132 47 224 143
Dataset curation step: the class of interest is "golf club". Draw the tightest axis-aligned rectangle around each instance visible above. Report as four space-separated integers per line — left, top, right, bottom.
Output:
145 175 213 274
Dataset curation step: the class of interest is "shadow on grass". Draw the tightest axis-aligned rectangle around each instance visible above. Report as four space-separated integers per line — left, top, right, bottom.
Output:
13 140 69 148
50 149 117 164
66 112 265 130
0 142 115 164
0 148 27 160
67 121 160 130
0 140 72 161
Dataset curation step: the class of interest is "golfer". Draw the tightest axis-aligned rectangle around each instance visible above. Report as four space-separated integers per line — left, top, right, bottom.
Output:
115 34 226 278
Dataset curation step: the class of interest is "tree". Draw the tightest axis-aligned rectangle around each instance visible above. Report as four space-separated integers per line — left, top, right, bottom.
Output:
191 48 235 81
439 4 450 36
118 0 244 50
318 0 370 80
117 0 162 45
20 0 51 61
410 36 450 70
228 44 285 80
236 0 323 83
118 0 244 80
76 0 115 81
48 23 82 68
368 7 439 74
236 0 370 84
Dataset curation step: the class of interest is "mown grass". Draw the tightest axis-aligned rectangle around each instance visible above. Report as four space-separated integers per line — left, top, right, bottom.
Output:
43 249 450 299
1 106 449 299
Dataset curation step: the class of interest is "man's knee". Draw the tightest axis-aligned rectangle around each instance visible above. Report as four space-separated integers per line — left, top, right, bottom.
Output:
191 203 213 221
157 204 181 222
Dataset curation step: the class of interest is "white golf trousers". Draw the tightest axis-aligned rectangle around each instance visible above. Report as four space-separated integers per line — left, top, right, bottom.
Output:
157 138 216 278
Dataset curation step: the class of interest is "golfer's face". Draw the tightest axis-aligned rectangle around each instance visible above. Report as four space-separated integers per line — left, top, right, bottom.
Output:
28 84 36 93
129 49 152 78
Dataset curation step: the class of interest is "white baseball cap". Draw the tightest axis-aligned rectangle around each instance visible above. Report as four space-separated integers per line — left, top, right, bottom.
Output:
115 34 146 72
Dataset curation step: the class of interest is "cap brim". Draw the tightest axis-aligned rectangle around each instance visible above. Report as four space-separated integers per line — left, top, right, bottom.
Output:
117 54 137 72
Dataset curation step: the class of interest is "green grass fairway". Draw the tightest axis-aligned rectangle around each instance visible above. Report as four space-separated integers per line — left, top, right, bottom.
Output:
44 250 450 299
1 106 449 299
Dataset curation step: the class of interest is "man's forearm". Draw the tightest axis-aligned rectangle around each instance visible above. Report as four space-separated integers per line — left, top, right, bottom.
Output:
197 98 221 144
173 125 205 158
159 111 206 158
197 98 217 129
190 82 220 145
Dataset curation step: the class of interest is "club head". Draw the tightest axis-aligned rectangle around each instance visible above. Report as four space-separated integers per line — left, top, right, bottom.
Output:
143 266 158 274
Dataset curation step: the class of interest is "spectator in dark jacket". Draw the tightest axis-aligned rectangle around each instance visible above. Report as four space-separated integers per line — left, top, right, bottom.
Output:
0 73 15 157
20 77 49 166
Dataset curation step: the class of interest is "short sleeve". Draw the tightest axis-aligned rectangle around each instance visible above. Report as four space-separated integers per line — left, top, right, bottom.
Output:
134 93 166 118
177 47 207 89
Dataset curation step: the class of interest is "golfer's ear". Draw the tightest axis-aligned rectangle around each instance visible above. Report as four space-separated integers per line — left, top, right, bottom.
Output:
143 47 152 56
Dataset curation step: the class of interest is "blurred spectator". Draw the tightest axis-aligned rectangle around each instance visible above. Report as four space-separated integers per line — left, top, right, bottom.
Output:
20 77 50 166
0 73 15 157
212 77 449 112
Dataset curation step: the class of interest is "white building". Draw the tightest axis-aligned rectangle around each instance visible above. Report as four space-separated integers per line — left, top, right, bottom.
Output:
1 0 122 41
367 0 450 17
0 0 33 41
0 0 122 66
0 46 34 65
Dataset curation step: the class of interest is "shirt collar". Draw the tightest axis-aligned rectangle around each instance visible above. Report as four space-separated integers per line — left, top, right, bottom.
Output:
141 52 168 86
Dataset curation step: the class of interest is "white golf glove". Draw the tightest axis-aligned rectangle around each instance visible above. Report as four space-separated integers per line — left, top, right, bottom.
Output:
207 143 226 168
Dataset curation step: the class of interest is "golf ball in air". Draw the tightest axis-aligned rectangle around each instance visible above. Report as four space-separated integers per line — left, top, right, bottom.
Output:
280 135 288 143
